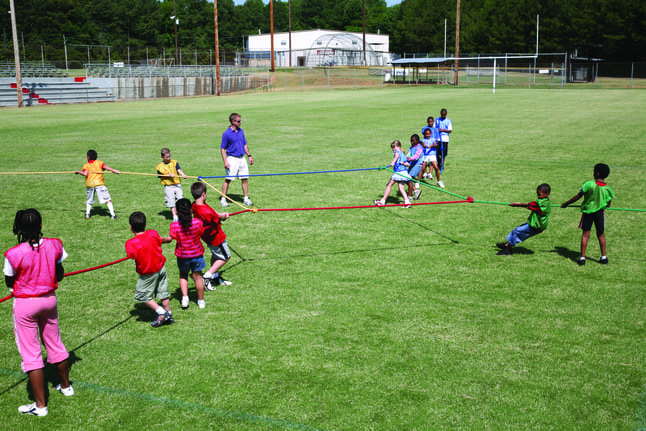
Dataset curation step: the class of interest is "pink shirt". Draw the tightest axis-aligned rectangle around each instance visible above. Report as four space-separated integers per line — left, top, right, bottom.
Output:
4 238 67 298
169 218 205 258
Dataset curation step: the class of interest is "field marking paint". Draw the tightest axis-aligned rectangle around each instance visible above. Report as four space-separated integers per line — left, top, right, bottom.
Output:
0 368 325 430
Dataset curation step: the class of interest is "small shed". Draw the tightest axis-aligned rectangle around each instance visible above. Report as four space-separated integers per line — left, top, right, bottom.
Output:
388 57 450 84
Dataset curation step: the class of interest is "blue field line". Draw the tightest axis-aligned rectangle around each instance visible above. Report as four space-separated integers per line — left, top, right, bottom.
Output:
0 368 326 430
199 166 384 179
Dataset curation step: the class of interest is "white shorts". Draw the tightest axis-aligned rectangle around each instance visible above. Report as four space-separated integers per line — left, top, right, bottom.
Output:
164 184 183 208
225 156 249 180
86 186 112 204
424 154 437 163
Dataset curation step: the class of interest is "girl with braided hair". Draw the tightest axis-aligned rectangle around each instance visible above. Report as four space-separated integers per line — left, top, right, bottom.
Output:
4 209 73 416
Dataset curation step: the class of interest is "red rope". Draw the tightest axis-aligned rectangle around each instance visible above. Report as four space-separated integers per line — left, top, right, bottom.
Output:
0 293 12 304
64 257 131 277
229 198 473 215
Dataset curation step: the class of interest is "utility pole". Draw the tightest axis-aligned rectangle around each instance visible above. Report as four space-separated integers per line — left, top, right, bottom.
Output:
362 0 367 66
288 0 292 67
9 0 22 107
270 0 275 71
454 0 460 85
214 0 220 95
172 0 178 65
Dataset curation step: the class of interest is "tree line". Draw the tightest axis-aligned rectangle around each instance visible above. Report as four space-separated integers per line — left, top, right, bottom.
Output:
1 0 643 65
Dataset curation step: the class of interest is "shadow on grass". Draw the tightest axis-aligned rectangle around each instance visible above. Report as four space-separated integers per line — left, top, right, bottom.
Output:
551 246 580 263
129 302 159 323
87 207 112 219
158 209 173 220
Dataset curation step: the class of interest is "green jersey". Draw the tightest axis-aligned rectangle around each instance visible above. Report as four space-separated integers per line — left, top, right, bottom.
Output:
580 180 614 214
527 197 550 232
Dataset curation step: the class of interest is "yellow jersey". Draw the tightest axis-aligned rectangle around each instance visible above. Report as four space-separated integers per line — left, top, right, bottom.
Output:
156 159 182 186
83 160 106 188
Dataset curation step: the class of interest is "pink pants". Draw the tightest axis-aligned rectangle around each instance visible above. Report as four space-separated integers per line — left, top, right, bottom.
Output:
13 293 69 373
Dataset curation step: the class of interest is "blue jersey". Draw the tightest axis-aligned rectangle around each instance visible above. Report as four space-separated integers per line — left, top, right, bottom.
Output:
435 117 452 142
393 150 408 173
421 137 437 156
407 144 424 168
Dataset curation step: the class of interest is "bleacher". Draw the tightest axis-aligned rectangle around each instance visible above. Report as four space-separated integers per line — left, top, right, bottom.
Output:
0 77 114 107
0 61 68 78
86 64 248 78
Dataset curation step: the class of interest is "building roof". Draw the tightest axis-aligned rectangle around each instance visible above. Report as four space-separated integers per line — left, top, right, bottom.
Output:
390 57 448 66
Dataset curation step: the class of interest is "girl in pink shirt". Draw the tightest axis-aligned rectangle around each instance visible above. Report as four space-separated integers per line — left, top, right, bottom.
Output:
168 199 207 309
4 209 74 417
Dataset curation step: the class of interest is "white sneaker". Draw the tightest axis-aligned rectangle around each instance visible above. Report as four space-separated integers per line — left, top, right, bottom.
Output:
422 173 428 179
243 197 253 206
197 299 206 309
220 197 229 207
56 384 74 396
19 402 48 416
428 175 433 181
402 201 412 208
203 276 216 291
181 296 189 309
214 276 232 286
414 189 422 200
437 181 445 188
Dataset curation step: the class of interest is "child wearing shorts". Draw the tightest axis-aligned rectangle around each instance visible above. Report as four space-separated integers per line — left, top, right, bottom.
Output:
75 149 120 219
156 148 188 222
374 140 412 208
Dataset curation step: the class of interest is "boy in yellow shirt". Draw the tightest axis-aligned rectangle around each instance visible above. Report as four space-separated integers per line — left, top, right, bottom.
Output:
156 148 188 222
75 149 120 219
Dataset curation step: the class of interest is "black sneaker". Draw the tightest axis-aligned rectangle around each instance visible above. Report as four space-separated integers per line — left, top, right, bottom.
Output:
577 257 586 266
151 311 170 327
599 257 608 265
496 242 507 249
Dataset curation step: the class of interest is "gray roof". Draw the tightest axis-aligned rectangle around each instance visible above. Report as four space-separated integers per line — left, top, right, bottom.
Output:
390 57 448 65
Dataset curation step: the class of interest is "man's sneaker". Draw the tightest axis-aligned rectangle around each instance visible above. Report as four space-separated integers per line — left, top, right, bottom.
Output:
373 200 384 206
214 276 232 287
577 257 586 266
496 249 512 256
203 276 216 291
414 189 422 200
18 402 48 416
496 242 507 250
243 197 253 206
437 180 445 188
197 299 206 309
56 384 74 396
111 215 119 220
599 256 609 265
181 296 189 309
220 197 229 207
151 311 170 327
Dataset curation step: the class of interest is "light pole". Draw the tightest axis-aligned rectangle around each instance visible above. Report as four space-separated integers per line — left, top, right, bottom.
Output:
9 0 22 107
171 0 178 65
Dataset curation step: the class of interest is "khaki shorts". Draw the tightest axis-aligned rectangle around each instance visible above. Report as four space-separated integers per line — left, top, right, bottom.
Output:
86 186 112 204
134 266 169 302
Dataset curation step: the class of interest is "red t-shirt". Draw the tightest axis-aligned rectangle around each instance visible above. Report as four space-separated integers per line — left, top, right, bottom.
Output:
169 218 205 258
192 203 226 246
125 230 166 275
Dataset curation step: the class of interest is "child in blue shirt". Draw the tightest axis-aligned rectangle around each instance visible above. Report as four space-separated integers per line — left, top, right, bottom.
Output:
420 124 443 188
374 140 412 208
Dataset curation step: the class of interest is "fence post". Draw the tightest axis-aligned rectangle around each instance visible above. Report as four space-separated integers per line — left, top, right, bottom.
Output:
631 63 634 88
528 63 531 88
302 68 304 91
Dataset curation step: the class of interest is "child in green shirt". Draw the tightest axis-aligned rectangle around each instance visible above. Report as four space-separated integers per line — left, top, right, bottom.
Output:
497 183 551 255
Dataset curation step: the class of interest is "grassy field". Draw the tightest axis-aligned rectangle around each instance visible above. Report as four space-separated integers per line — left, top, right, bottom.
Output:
0 87 645 430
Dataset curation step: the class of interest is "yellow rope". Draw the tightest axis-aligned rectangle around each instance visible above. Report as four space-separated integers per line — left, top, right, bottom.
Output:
0 171 76 175
198 178 250 211
90 171 199 179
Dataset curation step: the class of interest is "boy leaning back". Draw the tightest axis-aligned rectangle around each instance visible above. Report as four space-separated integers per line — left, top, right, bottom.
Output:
561 163 614 266
75 149 120 219
496 183 551 255
125 211 174 327
156 148 188 222
191 181 232 289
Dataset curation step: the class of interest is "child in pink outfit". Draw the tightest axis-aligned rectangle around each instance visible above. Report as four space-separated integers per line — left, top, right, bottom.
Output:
4 209 74 417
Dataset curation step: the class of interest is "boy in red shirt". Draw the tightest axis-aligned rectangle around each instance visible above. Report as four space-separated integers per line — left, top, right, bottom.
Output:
190 182 232 290
125 211 174 327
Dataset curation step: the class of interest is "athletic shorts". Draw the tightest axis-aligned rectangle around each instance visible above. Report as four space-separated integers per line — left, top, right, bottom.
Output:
408 164 423 178
86 185 112 204
177 256 206 274
391 171 411 182
164 184 183 208
579 210 605 234
134 266 170 303
424 154 437 163
207 241 231 262
13 292 69 373
225 156 249 180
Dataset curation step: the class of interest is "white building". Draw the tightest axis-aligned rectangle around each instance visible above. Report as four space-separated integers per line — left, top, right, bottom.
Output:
246 29 390 67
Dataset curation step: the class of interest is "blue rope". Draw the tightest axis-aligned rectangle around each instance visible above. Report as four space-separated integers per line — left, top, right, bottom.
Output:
199 166 384 179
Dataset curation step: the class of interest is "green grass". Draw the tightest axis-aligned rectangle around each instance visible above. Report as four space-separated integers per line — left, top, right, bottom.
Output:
1 87 645 430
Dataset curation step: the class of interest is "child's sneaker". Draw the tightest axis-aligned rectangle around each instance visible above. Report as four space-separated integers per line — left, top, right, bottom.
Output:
111 215 119 220
203 275 215 291
402 201 412 208
243 197 253 206
373 200 384 206
414 189 422 200
428 174 433 181
214 276 232 286
220 197 229 207
85 214 91 220
181 296 189 309
437 180 445 188
151 311 170 327
18 402 48 416
496 242 507 249
166 313 175 324
197 299 206 309
599 256 608 265
422 173 428 179
56 384 74 396
577 257 586 266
